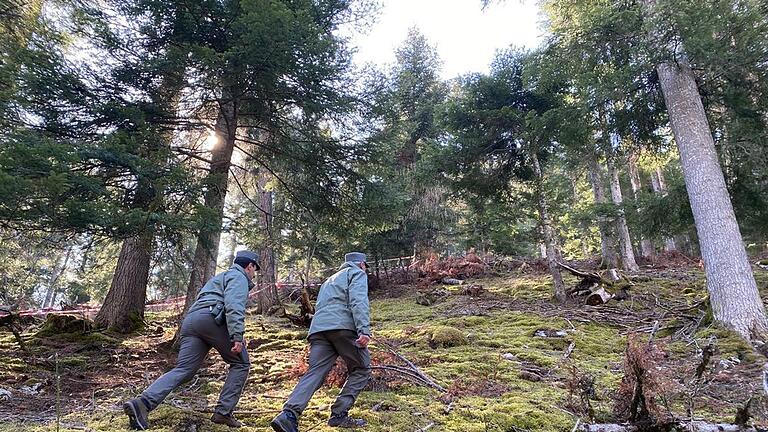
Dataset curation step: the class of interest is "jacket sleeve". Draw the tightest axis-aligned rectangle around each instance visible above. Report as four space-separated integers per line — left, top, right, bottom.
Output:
223 271 249 342
347 268 370 336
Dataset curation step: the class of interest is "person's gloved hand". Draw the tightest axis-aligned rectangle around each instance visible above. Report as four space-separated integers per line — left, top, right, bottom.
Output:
355 334 370 348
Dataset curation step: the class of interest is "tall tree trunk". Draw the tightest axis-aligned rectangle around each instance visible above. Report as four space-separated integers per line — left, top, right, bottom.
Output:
42 246 72 309
655 57 768 339
224 230 237 271
256 168 279 314
95 164 163 331
609 163 639 271
627 154 655 258
650 167 678 252
530 149 566 303
95 69 184 332
176 91 238 337
399 136 418 168
587 153 619 268
95 234 153 331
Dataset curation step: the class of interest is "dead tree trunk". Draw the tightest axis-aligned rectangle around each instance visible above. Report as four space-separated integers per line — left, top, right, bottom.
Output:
176 91 238 342
609 162 639 271
627 153 655 258
256 168 279 314
652 47 768 338
588 153 619 269
650 167 678 252
530 148 566 303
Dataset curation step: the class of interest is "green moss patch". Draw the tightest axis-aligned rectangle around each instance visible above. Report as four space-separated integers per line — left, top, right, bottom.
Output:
428 326 468 348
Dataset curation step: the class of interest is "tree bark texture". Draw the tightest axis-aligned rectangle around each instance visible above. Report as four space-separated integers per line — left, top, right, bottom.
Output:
627 154 655 258
95 169 161 331
587 153 619 269
609 163 639 271
256 169 279 313
650 167 678 252
95 234 153 332
224 230 237 271
96 171 161 332
656 59 768 339
179 92 238 322
530 149 566 303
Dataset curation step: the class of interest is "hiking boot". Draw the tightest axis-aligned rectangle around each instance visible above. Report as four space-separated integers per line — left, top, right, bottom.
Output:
328 414 367 428
211 412 243 428
270 410 298 432
123 398 150 430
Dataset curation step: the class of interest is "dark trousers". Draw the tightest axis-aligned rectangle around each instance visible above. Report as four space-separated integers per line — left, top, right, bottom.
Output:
284 329 371 417
140 309 250 415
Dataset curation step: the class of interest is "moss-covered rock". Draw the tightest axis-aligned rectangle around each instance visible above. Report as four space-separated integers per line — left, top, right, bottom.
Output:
416 289 448 306
428 325 468 348
36 314 93 337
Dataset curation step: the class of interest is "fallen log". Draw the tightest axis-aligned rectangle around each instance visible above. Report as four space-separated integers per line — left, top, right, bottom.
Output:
557 262 633 305
585 288 613 306
558 262 630 287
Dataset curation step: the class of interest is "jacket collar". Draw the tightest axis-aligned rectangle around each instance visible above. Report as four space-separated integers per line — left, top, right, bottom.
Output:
339 261 362 272
230 264 255 290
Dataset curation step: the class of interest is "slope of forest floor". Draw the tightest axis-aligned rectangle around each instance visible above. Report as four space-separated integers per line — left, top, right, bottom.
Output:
1 259 768 432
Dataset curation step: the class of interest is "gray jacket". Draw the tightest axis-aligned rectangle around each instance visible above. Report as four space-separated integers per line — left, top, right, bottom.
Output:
308 262 370 337
190 264 253 342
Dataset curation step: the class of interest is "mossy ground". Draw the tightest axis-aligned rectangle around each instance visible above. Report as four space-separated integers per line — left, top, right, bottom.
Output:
1 264 767 431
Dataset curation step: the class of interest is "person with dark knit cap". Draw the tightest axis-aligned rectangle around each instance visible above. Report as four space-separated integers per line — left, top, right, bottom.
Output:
123 250 260 429
271 252 372 431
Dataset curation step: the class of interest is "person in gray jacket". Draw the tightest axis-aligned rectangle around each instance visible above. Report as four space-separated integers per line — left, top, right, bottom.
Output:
271 252 372 432
123 250 260 430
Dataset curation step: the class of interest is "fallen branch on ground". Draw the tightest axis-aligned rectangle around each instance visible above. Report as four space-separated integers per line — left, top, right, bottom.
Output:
374 339 446 392
415 422 435 431
0 307 28 352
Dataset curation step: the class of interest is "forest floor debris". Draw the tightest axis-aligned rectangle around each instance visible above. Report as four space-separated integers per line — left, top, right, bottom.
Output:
0 258 767 431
